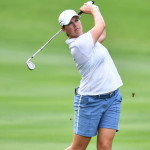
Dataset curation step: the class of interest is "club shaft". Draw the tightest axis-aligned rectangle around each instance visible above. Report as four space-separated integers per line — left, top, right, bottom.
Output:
29 29 62 61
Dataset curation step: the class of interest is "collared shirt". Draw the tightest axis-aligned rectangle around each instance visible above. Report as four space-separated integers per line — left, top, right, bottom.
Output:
66 32 123 95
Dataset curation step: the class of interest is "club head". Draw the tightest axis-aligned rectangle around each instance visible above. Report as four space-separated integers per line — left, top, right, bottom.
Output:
26 60 35 70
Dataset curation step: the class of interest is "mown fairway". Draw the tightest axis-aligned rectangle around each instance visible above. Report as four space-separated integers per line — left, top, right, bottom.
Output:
0 0 150 150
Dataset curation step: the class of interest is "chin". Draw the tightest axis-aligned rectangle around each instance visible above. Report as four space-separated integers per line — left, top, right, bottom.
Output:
70 32 83 38
76 31 83 36
75 33 82 38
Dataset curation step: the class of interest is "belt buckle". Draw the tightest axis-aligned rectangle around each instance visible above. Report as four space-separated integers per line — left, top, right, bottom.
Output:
75 87 79 95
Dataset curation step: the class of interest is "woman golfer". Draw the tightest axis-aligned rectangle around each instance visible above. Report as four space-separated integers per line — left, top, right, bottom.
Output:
59 2 123 150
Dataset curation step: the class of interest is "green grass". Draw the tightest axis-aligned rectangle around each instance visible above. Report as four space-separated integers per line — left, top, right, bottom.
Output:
0 0 150 149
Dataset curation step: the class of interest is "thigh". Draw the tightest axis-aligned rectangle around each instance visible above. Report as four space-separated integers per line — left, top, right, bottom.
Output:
97 128 116 150
99 90 122 131
74 95 102 137
70 134 91 150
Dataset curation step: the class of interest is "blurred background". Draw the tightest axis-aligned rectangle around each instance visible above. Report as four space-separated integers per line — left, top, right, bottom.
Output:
0 0 150 149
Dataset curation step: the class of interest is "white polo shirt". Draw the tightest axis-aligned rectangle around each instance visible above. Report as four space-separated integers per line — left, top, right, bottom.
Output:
66 32 123 95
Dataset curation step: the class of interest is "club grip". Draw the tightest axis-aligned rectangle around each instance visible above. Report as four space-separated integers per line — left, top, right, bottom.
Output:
78 1 95 15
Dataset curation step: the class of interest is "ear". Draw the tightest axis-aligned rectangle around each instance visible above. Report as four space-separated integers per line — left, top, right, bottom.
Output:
61 27 66 32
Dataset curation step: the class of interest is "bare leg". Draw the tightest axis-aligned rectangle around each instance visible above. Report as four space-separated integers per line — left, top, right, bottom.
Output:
65 134 91 150
97 128 116 150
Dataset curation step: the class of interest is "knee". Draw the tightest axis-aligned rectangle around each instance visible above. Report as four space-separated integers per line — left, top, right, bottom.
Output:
65 144 86 150
97 141 112 150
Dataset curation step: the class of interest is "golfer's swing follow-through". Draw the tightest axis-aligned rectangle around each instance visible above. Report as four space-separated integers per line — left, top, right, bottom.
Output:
26 1 123 150
59 1 123 150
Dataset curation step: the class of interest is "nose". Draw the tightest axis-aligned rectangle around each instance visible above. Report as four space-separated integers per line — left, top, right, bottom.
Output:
73 22 78 28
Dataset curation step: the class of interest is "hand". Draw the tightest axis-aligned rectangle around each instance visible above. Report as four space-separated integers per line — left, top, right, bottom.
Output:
85 1 100 12
80 3 95 14
80 3 100 14
86 1 100 11
92 5 100 12
86 1 94 5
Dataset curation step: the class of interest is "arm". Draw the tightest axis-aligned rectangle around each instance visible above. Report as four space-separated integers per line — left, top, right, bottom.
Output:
80 3 106 44
98 29 106 43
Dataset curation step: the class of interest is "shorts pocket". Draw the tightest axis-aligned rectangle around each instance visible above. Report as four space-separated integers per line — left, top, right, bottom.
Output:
116 90 122 103
74 95 89 111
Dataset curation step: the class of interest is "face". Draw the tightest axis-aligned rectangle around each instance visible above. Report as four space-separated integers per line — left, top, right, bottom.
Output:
62 16 83 38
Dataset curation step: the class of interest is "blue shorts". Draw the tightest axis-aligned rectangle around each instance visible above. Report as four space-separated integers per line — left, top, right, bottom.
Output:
73 89 122 137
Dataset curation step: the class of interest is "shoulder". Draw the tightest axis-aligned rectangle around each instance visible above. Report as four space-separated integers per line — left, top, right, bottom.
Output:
66 32 93 48
66 32 95 57
76 32 94 49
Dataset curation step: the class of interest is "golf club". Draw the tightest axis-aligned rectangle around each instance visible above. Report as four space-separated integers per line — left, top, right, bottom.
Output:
26 1 95 70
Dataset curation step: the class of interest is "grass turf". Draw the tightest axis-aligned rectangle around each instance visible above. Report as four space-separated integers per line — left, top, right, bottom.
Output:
0 0 150 149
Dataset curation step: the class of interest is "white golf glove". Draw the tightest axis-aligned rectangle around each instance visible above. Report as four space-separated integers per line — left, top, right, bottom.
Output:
86 1 100 12
86 1 94 5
